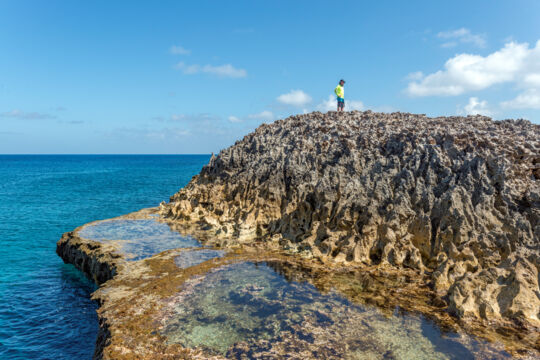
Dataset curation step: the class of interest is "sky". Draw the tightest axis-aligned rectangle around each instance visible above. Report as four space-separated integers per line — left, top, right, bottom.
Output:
1 0 539 154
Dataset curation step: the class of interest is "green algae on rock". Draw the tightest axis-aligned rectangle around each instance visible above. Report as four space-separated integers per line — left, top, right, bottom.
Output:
159 261 511 359
58 219 537 358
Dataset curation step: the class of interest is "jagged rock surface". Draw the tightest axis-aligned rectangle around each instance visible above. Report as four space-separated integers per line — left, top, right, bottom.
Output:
162 111 540 325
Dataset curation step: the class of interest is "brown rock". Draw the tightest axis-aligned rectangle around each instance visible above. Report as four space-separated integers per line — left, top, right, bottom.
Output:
162 111 540 326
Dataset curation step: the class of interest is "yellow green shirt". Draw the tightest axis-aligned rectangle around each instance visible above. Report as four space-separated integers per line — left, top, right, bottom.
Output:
335 84 344 99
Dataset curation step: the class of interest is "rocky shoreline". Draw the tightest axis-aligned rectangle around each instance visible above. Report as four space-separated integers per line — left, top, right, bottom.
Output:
162 111 539 326
57 111 539 359
56 209 158 358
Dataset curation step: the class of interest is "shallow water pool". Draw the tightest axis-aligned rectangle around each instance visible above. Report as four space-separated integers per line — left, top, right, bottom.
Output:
174 249 225 269
78 219 200 260
161 261 510 359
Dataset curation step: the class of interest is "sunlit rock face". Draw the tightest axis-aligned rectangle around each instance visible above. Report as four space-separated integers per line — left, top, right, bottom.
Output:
159 261 510 359
162 111 540 325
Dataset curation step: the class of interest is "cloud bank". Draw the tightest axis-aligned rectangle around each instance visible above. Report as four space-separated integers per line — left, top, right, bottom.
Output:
406 40 540 109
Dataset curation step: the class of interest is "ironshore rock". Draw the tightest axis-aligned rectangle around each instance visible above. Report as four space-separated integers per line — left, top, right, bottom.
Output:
162 110 540 326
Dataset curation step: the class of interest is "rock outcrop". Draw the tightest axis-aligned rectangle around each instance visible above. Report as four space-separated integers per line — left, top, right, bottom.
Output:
57 231 123 285
162 111 540 325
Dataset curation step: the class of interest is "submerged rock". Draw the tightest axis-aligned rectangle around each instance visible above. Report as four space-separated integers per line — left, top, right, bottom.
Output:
159 262 511 360
162 111 540 326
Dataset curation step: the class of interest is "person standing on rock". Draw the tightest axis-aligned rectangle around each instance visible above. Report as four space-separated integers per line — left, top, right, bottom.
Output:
335 79 345 112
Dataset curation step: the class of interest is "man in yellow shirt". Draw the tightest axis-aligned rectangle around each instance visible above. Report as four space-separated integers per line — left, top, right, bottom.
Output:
335 79 345 112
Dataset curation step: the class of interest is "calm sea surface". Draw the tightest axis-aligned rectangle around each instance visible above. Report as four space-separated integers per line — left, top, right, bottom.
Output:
0 155 209 360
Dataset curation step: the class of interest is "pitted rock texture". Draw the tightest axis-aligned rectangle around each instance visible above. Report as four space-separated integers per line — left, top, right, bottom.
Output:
162 110 540 325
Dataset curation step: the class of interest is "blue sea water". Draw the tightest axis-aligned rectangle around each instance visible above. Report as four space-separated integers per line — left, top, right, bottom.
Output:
0 155 209 360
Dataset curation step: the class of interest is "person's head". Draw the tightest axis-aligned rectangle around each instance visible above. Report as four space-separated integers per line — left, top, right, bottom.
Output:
339 79 345 86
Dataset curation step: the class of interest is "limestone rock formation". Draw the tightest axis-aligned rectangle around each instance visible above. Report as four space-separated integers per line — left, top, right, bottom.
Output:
161 111 540 325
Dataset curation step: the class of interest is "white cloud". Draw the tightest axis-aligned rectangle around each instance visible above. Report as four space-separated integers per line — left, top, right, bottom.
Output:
523 73 540 87
316 97 334 111
228 115 242 123
226 111 274 124
277 90 312 107
406 40 540 97
175 62 247 78
440 41 458 49
405 71 424 81
0 109 56 120
347 100 365 111
247 110 274 121
437 28 486 48
501 89 540 109
175 62 200 74
170 45 191 55
458 97 493 116
316 95 364 112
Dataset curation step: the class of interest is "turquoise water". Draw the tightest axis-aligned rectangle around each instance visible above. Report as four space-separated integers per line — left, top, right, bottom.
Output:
0 155 209 360
79 219 201 260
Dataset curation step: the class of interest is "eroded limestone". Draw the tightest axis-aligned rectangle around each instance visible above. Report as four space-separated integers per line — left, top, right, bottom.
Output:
161 111 540 326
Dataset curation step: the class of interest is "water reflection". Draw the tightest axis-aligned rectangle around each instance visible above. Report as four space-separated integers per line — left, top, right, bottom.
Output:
174 249 225 269
78 219 200 260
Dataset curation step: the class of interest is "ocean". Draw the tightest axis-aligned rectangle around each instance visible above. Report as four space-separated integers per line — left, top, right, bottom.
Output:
0 155 209 360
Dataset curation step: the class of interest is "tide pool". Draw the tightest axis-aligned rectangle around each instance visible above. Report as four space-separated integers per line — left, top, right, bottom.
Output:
78 219 201 260
161 261 510 359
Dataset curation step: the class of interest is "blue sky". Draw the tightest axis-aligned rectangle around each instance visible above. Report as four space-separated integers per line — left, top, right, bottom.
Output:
1 1 539 154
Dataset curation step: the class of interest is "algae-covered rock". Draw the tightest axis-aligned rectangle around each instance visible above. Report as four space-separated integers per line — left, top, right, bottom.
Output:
162 111 540 325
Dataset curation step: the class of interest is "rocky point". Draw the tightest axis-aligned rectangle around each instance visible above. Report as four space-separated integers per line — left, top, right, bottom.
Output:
161 110 540 326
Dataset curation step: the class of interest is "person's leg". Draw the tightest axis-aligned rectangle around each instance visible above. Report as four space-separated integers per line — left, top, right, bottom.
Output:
338 99 344 112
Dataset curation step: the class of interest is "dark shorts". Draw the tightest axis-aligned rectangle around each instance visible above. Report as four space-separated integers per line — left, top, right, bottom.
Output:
337 97 345 106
